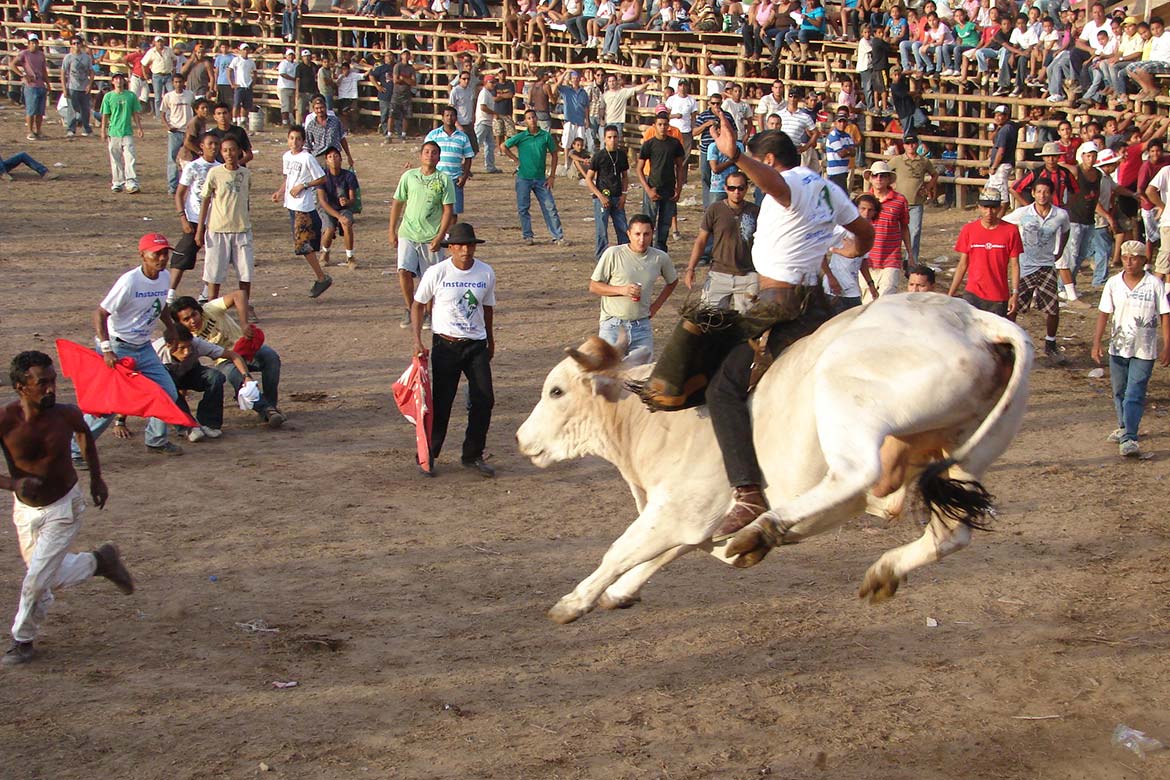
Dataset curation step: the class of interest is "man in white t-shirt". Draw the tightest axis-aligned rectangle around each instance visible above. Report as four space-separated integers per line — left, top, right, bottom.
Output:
76 233 184 456
159 73 194 195
1091 241 1170 457
601 74 652 130
755 80 785 121
665 79 699 158
474 75 500 173
273 125 332 298
1141 160 1170 278
170 131 221 298
702 109 874 546
227 43 258 125
410 223 497 478
276 49 298 126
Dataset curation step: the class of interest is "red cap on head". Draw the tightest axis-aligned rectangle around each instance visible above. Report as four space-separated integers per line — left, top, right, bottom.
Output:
139 233 173 253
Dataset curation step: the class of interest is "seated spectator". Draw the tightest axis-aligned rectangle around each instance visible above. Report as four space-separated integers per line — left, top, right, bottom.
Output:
170 292 284 428
155 327 250 442
1125 16 1170 102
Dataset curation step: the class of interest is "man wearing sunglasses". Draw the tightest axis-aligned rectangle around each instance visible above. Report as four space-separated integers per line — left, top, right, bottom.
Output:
684 170 759 314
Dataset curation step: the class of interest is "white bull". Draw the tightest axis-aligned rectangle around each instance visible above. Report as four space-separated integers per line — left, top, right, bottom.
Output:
516 294 1033 624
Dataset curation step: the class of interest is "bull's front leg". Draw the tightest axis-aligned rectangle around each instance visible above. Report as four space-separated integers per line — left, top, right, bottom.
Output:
548 500 708 624
598 544 696 610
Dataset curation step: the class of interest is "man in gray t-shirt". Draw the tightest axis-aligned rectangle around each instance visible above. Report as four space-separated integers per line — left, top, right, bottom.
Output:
60 39 94 136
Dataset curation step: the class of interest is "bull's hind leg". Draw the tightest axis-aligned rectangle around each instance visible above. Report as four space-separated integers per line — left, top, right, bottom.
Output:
858 462 990 602
599 544 697 610
548 502 707 624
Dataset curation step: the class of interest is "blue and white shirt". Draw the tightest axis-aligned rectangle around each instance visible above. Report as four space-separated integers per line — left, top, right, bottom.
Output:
824 128 855 179
707 141 743 195
424 126 475 185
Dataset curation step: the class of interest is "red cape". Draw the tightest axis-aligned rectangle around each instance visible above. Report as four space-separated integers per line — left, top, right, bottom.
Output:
56 339 198 427
392 354 434 472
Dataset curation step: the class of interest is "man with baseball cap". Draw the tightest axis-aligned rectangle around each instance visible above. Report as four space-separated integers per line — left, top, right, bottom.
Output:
948 187 1022 318
1057 141 1109 308
987 105 1018 204
14 33 48 141
863 160 911 300
74 234 185 457
277 48 298 126
410 223 497 478
1011 141 1076 207
100 71 146 194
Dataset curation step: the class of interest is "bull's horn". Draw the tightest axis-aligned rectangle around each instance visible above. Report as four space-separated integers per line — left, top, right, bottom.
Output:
565 346 605 372
565 336 622 373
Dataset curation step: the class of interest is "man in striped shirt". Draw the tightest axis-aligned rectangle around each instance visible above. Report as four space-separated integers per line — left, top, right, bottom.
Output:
425 105 475 219
694 93 721 208
823 109 856 193
862 160 911 301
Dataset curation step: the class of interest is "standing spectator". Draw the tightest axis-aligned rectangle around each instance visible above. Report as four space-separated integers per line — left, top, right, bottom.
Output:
684 171 760 313
755 80 786 122
318 146 360 268
390 50 416 141
583 66 605 148
410 223 497 478
986 104 1018 204
906 265 936 292
824 108 856 193
1 351 131 667
694 92 721 207
305 95 354 166
79 233 184 455
334 61 362 131
585 124 630 259
170 132 221 300
180 42 216 101
196 137 254 305
227 43 257 126
706 120 743 207
947 188 1022 317
889 132 933 265
177 99 213 168
491 67 518 152
101 72 145 194
271 125 332 299
637 112 686 252
776 88 819 172
1137 139 1168 255
60 37 93 138
1011 141 1076 207
212 41 234 101
722 83 753 140
389 141 456 329
502 109 567 246
474 74 501 173
208 102 255 166
555 68 593 164
600 73 651 130
142 36 175 117
862 160 911 300
589 215 678 352
170 292 284 429
665 78 699 177
370 51 395 137
1091 241 1170 458
425 105 475 219
1004 177 1071 361
823 193 880 313
160 74 194 196
449 70 479 153
315 53 336 111
525 68 554 131
1059 142 1107 307
295 50 318 127
14 34 48 141
276 48 298 126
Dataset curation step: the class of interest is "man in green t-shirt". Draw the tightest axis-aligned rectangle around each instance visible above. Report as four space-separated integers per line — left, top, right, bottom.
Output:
389 141 456 329
502 109 567 246
100 72 146 194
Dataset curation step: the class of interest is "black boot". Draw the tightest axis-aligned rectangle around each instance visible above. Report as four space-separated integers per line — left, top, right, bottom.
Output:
93 543 135 595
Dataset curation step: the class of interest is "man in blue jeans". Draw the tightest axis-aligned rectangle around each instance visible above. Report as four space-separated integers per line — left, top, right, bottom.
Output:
13 33 48 141
170 291 285 429
585 125 630 259
637 111 686 252
0 147 59 181
588 215 678 355
59 37 93 138
74 233 184 459
502 109 567 246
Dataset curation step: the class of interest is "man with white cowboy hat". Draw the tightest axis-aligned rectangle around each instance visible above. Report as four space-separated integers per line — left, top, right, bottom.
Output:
1089 145 1125 288
410 222 497 478
1011 141 1077 207
862 159 911 301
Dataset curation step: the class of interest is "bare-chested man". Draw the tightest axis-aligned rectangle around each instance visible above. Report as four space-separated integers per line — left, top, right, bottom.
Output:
0 351 134 666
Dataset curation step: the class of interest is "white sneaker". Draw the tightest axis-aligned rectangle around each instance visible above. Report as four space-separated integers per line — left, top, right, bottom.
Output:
1107 427 1126 443
1120 440 1141 457
1046 94 1066 103
187 427 206 443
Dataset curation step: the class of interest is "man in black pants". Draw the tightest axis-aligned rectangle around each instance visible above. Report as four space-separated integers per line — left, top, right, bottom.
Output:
411 222 497 477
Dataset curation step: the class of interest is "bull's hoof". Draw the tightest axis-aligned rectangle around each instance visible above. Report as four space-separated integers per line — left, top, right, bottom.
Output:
858 564 904 604
598 592 642 610
725 526 773 568
547 600 588 624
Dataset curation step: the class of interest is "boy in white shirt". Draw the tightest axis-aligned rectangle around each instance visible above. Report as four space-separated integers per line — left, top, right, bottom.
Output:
271 125 333 298
226 43 257 125
1081 28 1119 107
1091 241 1170 457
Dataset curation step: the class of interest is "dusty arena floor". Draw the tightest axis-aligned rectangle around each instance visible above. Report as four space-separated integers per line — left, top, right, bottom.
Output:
1 106 1169 779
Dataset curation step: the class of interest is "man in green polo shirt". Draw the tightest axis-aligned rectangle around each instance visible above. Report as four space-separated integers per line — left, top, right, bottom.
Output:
389 140 457 329
100 72 146 194
502 109 568 247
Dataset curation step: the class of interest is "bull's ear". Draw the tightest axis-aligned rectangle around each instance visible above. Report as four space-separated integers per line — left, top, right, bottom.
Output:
565 336 623 374
591 375 623 402
622 346 653 368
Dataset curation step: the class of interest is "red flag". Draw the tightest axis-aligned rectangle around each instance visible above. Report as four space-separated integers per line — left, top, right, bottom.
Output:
392 354 433 472
232 325 265 362
56 339 199 427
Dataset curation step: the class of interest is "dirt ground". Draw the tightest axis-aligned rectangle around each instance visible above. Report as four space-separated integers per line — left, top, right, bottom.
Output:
1 105 1169 780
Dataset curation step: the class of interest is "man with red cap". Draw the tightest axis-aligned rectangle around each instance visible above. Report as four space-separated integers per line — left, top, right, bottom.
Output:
72 233 185 458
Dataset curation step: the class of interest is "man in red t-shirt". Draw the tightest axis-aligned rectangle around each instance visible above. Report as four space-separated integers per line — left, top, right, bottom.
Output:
948 187 1022 318
1137 139 1169 249
862 160 911 302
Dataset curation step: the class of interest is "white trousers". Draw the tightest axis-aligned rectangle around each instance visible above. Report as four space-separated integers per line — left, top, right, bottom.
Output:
107 135 138 188
861 266 903 303
11 484 97 643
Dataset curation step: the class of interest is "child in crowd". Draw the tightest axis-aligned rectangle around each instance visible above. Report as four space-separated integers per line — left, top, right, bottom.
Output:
272 125 333 299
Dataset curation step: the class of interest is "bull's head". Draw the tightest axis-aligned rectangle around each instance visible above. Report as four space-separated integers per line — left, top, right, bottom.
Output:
516 334 652 468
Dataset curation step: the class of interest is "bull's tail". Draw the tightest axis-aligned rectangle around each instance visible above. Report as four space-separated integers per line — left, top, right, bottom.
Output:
917 460 994 531
916 312 1033 532
948 311 1034 465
